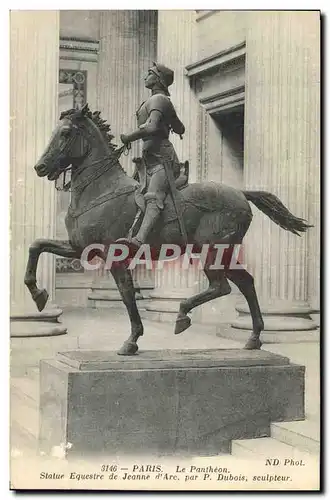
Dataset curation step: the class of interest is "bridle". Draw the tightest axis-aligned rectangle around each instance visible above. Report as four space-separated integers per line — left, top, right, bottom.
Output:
55 117 131 192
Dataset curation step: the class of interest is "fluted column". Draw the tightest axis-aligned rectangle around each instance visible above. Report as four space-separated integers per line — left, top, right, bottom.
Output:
143 10 200 321
157 10 198 179
97 10 157 175
233 12 319 338
89 11 157 307
10 11 66 336
306 17 321 325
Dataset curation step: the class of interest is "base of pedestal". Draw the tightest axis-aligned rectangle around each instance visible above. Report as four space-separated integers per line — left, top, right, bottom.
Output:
10 322 67 337
310 313 320 327
141 290 188 322
87 289 127 309
39 349 305 458
230 301 319 343
10 308 67 338
87 288 152 310
217 326 319 344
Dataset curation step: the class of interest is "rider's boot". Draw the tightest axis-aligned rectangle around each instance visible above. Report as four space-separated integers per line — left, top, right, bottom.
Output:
116 196 161 249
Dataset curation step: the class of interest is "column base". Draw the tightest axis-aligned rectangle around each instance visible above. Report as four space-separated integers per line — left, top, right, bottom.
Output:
10 307 67 338
87 269 154 310
310 313 320 327
87 286 127 309
230 301 319 343
141 289 187 322
192 291 241 327
87 286 149 310
55 272 94 308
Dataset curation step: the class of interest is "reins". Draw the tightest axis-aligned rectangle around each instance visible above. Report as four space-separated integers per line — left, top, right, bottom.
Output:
56 143 131 193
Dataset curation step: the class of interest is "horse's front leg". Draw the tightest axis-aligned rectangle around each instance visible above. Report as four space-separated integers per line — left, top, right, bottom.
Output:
24 239 80 311
110 264 144 356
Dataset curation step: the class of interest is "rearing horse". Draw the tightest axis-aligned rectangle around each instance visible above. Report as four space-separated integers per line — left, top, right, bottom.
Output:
26 104 311 355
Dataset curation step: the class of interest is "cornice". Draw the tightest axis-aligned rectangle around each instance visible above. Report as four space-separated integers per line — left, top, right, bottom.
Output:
185 41 246 78
200 85 245 115
59 36 99 63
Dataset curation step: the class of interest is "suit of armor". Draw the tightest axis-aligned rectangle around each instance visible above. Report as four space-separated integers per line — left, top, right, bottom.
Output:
118 63 185 248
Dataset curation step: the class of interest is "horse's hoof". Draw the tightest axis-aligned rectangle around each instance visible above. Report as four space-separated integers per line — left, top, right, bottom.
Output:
244 337 262 350
174 315 191 335
34 289 49 312
117 341 138 356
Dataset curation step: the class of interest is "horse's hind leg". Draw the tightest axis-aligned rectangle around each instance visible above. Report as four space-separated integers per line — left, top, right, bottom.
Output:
111 264 144 356
226 266 264 350
175 266 231 335
24 239 80 311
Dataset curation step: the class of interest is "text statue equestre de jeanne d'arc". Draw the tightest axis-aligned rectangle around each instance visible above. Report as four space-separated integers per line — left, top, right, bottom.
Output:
28 62 311 356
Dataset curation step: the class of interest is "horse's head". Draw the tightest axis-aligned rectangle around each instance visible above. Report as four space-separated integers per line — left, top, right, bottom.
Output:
34 103 115 181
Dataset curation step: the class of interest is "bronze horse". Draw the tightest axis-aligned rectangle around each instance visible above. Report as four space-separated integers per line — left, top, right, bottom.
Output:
27 104 311 355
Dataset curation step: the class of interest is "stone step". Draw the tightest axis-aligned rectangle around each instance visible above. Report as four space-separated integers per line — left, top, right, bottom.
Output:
271 419 320 454
231 436 318 459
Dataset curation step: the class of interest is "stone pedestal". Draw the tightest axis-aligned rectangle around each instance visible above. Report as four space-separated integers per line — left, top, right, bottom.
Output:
39 349 304 457
235 12 320 340
10 11 66 337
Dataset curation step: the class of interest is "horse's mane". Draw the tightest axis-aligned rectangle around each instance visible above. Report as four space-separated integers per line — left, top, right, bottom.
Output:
60 105 117 152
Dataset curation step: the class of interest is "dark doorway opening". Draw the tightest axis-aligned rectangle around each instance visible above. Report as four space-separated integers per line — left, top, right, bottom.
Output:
214 105 244 170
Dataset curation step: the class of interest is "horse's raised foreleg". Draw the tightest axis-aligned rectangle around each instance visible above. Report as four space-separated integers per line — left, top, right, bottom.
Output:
226 267 264 350
175 267 231 335
24 239 80 311
110 264 144 356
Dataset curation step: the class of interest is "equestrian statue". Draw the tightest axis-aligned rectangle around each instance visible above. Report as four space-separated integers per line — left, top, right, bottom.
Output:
118 62 186 249
25 62 312 355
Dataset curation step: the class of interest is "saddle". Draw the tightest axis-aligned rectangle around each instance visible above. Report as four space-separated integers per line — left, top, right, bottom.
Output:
132 157 189 191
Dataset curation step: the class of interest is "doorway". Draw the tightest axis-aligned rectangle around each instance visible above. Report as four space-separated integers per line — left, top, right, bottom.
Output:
213 104 244 187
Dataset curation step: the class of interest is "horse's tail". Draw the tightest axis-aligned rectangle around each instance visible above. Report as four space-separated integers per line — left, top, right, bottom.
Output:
243 190 313 236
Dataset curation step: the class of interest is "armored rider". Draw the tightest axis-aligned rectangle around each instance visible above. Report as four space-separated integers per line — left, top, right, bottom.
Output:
118 62 185 248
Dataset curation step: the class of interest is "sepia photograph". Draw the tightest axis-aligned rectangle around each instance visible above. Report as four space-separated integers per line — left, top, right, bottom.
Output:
9 8 321 491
